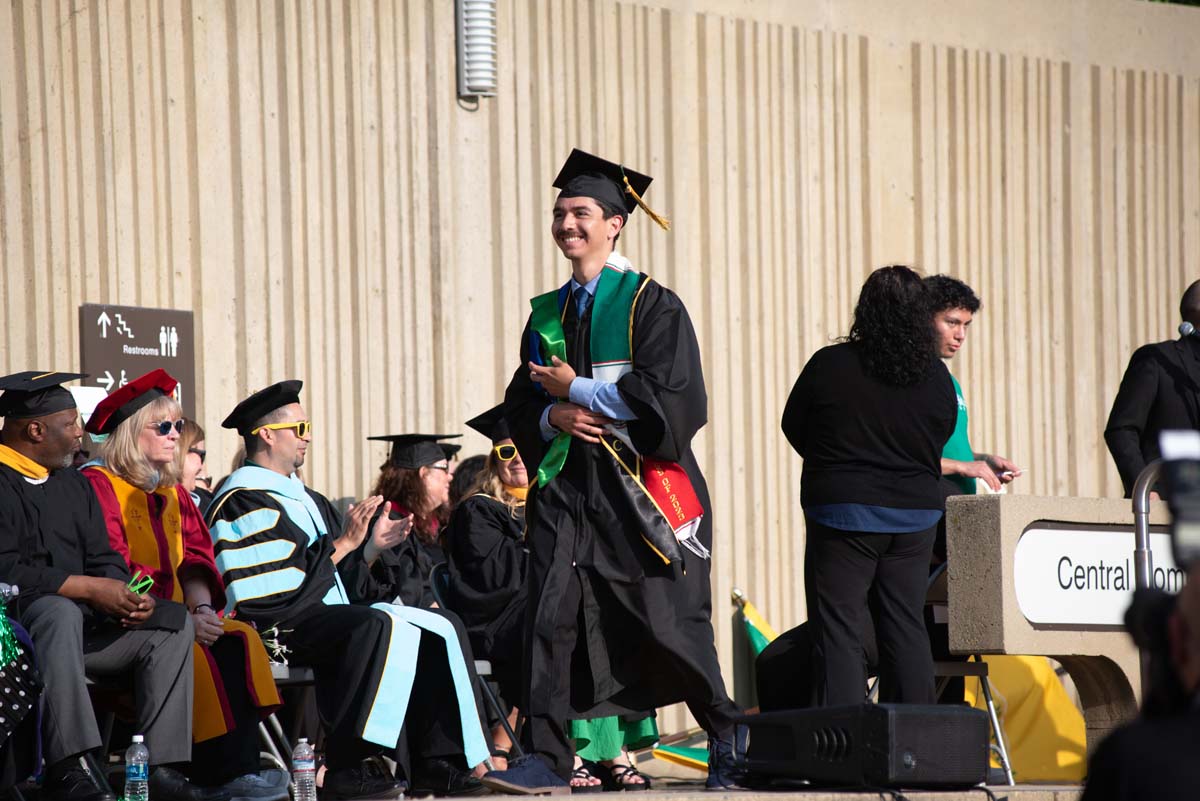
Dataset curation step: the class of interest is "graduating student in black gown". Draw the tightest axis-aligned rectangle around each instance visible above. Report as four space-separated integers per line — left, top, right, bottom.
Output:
483 150 741 794
442 404 529 766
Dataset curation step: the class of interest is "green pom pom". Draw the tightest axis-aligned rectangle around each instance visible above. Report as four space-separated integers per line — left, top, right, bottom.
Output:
0 605 22 667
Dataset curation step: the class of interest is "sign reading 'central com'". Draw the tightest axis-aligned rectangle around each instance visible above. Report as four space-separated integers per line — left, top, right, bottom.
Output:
1013 524 1185 626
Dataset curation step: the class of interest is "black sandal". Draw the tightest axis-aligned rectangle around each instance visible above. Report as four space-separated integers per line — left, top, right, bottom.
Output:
602 764 650 792
569 764 604 794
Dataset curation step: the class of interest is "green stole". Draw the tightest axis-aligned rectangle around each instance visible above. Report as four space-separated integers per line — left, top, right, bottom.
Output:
528 258 643 486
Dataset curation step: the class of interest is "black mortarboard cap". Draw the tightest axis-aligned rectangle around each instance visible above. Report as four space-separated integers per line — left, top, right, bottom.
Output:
552 149 670 231
440 443 462 461
0 371 87 419
223 380 304 435
367 433 462 470
465 404 511 443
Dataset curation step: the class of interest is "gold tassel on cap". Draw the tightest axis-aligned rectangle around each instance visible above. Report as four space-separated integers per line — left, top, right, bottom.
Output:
622 172 671 232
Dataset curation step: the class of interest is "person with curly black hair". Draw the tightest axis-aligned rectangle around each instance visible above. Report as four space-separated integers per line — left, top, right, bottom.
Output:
781 265 956 706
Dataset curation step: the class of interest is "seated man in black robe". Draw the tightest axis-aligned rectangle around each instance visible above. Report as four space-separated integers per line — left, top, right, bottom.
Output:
205 381 491 799
0 372 214 801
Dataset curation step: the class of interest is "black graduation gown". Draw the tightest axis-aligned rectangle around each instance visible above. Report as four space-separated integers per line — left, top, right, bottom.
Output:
503 275 733 720
360 528 442 609
336 528 495 774
0 464 183 785
443 495 526 691
206 483 487 770
0 465 184 630
205 485 360 628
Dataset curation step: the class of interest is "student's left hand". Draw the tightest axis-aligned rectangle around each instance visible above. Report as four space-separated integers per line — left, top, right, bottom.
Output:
529 357 577 398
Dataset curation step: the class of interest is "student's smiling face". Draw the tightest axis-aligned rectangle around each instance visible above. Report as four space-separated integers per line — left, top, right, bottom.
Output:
551 195 623 261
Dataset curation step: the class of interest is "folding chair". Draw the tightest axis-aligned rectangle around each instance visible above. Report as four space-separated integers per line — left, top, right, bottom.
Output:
259 663 317 788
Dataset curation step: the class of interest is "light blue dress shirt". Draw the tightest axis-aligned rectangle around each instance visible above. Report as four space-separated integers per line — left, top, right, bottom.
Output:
538 274 638 440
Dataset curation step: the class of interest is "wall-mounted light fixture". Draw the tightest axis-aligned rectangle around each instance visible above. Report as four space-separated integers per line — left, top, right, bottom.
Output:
456 0 497 99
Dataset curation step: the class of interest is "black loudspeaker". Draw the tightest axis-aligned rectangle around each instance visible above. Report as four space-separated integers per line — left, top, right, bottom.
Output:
734 703 990 788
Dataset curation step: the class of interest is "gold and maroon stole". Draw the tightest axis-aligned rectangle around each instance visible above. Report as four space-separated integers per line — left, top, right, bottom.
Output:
91 466 183 599
92 466 280 741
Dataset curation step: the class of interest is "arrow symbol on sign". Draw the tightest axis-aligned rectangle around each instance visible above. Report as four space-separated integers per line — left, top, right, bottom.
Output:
97 311 111 338
97 371 115 392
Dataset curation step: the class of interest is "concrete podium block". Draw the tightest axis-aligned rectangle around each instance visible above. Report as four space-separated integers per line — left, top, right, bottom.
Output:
945 494 1172 754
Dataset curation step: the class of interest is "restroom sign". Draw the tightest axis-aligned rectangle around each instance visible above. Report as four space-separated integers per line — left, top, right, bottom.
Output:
79 304 196 417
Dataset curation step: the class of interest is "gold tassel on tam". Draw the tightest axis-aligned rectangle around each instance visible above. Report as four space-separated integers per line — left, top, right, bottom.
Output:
622 173 671 231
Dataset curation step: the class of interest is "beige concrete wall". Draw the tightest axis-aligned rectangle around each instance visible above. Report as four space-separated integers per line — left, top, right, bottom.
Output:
3 0 1199 729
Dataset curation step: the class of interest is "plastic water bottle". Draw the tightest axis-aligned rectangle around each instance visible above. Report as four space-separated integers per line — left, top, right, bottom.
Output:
292 738 317 801
125 735 150 801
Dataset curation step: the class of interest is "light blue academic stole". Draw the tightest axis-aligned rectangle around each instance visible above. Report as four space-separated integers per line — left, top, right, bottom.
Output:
210 465 351 609
209 466 489 763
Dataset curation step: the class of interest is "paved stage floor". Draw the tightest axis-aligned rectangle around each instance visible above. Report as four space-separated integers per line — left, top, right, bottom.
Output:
632 753 1083 800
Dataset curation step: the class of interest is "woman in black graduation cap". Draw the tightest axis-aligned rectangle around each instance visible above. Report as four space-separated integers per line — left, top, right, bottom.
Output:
363 433 460 607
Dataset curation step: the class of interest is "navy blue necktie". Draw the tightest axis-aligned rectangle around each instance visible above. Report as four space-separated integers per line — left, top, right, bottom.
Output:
574 286 592 317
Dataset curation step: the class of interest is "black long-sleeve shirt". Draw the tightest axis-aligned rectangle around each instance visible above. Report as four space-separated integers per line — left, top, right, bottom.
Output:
0 464 130 621
781 342 956 511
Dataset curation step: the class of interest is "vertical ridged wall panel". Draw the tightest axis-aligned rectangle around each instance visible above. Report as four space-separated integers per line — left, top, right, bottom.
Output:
3 0 1200 732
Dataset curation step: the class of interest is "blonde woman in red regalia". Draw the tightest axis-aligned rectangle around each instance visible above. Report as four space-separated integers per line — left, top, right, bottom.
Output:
82 370 287 801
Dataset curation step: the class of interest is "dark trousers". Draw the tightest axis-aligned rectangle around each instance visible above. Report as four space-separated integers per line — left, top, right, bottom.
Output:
184 637 262 785
803 520 936 706
282 604 482 772
20 595 194 766
524 567 739 779
756 605 968 711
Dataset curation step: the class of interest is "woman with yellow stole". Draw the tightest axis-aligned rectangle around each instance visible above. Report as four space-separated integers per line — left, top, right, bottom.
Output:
82 369 287 801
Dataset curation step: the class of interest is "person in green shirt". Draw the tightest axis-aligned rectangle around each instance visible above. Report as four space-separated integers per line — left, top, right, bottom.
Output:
926 275 1023 497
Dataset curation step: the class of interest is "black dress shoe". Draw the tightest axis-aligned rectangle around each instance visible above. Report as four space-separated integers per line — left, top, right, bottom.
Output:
43 765 116 801
409 757 487 797
149 766 232 801
321 759 406 801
